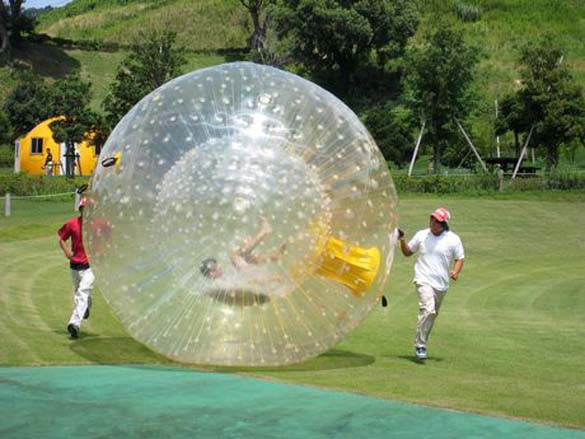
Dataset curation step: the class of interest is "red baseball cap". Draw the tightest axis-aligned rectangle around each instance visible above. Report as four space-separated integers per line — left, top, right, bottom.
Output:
431 207 451 223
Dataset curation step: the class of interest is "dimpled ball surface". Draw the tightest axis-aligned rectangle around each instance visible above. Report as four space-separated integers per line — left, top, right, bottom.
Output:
86 62 398 366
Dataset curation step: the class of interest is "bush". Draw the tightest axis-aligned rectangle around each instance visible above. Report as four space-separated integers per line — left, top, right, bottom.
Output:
506 177 548 192
0 146 14 168
392 173 499 194
0 174 88 196
546 170 585 190
391 169 585 194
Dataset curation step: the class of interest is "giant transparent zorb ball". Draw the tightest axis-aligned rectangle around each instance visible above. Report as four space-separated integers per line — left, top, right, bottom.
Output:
86 62 398 366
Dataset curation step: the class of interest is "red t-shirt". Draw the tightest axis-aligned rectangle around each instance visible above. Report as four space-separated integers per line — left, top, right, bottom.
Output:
58 216 89 266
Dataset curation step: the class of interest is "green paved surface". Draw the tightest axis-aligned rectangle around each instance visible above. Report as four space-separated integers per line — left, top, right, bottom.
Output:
1 365 583 438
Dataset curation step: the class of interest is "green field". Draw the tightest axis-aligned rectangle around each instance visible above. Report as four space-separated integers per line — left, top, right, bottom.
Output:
1 194 584 430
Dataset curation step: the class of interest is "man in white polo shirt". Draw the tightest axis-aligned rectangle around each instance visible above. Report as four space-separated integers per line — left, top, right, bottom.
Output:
398 207 465 360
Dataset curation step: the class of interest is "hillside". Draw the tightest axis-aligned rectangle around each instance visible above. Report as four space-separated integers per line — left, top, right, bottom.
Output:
423 0 585 94
37 0 250 51
0 42 231 111
15 0 585 96
35 0 585 87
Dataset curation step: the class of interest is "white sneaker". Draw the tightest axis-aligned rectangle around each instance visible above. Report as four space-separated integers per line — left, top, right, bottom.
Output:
415 346 427 360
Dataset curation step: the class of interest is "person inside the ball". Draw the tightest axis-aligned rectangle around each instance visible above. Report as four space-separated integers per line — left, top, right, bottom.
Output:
200 216 286 279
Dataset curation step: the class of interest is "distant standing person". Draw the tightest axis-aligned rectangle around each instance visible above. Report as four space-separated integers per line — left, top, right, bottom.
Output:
44 148 54 176
398 208 465 360
58 198 94 338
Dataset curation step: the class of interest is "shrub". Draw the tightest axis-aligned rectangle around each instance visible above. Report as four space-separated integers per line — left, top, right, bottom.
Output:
391 169 585 194
0 174 88 196
546 170 585 190
506 177 548 192
0 147 14 168
392 173 499 194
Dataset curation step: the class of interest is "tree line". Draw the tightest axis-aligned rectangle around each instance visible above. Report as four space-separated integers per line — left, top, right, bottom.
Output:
1 0 585 176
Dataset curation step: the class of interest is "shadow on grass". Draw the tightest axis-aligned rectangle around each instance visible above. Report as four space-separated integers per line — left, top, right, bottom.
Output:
13 42 81 78
69 336 175 365
395 355 444 365
204 349 375 373
68 333 373 373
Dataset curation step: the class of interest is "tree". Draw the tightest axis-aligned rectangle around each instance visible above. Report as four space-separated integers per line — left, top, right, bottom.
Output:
3 70 52 137
50 74 102 177
498 38 585 172
239 0 272 51
0 2 9 55
103 30 186 128
495 93 531 155
0 108 12 144
0 0 35 54
361 103 415 167
270 0 418 97
406 22 480 173
5 71 106 177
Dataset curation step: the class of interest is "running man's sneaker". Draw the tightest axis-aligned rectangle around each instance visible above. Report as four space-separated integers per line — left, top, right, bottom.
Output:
415 346 427 360
67 324 79 339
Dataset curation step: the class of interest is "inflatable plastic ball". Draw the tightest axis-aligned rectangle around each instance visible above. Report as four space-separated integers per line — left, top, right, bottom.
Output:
86 62 399 366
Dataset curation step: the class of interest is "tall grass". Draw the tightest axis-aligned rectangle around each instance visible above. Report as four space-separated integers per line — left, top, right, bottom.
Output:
453 2 483 22
38 0 250 51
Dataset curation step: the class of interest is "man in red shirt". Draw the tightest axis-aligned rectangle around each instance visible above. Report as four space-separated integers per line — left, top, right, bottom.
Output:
58 197 95 338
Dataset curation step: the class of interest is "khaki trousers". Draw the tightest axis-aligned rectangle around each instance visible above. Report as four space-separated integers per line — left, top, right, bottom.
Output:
415 282 447 348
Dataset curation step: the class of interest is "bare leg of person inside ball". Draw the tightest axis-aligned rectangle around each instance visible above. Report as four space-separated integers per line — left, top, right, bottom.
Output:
200 216 286 280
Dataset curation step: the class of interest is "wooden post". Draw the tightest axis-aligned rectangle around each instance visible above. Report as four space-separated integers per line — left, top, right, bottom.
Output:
455 119 488 172
74 192 81 211
512 125 535 180
4 193 10 217
408 121 426 177
495 99 501 158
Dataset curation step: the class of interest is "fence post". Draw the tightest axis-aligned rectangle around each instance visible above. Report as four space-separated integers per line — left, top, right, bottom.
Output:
74 191 81 211
4 193 11 217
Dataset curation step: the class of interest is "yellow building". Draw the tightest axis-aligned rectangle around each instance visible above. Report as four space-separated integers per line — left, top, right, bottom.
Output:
14 117 100 176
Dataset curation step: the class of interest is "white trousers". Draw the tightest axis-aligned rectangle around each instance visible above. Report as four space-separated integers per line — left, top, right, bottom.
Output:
68 268 95 328
415 282 447 348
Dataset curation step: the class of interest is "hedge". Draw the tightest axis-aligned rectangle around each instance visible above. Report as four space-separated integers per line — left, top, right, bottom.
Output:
1 170 584 198
391 171 585 194
392 174 500 194
0 174 88 196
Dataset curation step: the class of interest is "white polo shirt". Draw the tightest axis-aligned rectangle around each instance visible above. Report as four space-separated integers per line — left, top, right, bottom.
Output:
408 228 465 291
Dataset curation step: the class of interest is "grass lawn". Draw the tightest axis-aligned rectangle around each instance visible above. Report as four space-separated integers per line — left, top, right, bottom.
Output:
1 194 584 429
